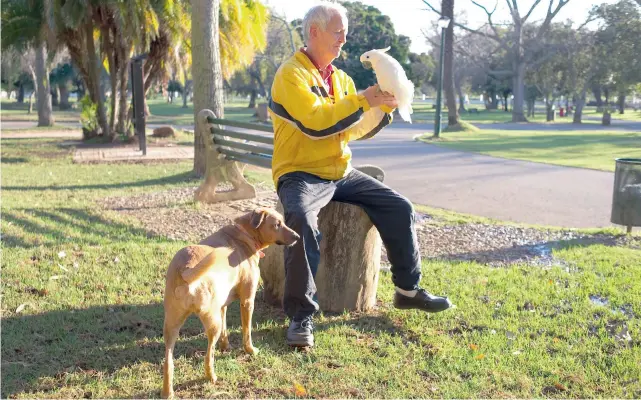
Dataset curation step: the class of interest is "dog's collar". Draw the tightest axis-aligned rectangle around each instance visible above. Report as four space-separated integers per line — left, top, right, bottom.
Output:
232 224 265 258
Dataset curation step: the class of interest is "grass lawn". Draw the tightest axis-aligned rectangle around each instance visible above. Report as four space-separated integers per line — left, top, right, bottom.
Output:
419 129 641 172
1 99 259 126
2 137 641 398
5 99 639 128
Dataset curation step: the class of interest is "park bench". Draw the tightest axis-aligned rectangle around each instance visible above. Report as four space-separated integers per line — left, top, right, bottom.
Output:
193 109 383 313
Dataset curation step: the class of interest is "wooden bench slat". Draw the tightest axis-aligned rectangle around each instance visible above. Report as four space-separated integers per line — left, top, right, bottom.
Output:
211 128 274 145
214 136 274 156
206 116 274 133
219 148 273 169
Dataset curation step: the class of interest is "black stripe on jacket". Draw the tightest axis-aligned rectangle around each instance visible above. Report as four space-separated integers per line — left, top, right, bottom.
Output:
268 98 364 139
357 113 392 140
310 86 330 98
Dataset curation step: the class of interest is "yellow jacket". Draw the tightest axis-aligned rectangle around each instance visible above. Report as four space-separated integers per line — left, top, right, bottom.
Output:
268 49 393 186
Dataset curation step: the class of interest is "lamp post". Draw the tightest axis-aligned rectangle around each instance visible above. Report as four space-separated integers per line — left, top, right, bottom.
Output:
434 16 451 138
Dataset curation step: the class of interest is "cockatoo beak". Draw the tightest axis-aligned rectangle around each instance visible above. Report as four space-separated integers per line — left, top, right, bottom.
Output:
361 60 373 70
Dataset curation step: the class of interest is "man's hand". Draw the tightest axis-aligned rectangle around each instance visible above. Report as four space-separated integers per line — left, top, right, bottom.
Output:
362 85 398 109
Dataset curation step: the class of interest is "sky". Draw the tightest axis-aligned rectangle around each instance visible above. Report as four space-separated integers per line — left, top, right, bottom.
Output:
262 0 619 54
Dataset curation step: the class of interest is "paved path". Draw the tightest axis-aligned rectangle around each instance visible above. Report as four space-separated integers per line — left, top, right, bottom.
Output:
4 119 635 229
350 124 616 229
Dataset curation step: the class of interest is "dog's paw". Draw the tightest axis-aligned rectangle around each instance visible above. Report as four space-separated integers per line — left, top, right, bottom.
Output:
161 389 174 399
218 339 230 352
206 371 218 384
244 345 260 356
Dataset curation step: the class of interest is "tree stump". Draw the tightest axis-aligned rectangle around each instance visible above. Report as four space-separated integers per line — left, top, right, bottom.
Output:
260 200 382 313
602 111 612 126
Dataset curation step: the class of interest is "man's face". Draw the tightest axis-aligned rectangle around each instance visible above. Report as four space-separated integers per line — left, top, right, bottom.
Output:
311 12 348 62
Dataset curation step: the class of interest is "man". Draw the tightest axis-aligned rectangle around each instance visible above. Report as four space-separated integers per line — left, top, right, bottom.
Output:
268 1 452 348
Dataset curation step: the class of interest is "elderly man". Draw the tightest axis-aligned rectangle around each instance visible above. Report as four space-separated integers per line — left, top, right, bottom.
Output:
268 1 452 348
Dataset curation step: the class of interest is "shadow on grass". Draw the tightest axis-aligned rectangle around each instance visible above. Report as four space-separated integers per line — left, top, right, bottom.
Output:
2 171 198 192
1 292 408 398
1 208 154 248
1 157 29 164
429 235 624 267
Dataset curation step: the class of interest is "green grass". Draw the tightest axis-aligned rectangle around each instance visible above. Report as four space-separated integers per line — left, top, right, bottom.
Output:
1 99 261 126
419 129 641 172
411 104 641 125
2 137 640 398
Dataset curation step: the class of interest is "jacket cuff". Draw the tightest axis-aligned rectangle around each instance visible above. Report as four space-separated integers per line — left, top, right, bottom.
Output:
358 94 371 112
380 104 395 114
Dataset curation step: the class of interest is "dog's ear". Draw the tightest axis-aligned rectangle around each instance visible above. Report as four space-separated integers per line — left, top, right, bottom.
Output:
250 209 267 229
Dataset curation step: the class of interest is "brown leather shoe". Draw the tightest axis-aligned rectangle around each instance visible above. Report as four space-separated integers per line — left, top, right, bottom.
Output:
394 289 453 312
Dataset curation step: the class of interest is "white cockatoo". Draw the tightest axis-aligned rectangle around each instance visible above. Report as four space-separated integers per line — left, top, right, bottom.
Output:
360 47 414 123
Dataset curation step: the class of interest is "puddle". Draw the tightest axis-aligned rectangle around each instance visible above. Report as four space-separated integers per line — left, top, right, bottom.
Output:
589 294 610 307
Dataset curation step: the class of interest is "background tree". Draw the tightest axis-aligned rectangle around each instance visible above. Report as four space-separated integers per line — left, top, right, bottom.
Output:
423 0 572 122
1 0 54 126
331 1 412 89
441 0 460 127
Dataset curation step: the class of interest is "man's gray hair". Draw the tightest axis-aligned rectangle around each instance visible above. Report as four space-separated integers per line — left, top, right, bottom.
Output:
302 1 348 43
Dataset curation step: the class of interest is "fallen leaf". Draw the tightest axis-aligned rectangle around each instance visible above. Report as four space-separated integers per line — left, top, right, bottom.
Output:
554 382 567 391
475 353 485 360
294 382 307 397
469 344 479 351
57 251 66 259
15 303 28 313
553 337 560 344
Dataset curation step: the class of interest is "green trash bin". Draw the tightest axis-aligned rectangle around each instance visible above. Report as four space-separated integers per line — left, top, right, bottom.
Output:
611 158 641 233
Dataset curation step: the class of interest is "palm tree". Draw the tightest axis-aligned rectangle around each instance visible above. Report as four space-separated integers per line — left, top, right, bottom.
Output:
191 0 269 175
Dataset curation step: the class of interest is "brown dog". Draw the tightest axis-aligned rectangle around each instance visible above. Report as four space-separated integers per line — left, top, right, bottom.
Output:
161 207 299 398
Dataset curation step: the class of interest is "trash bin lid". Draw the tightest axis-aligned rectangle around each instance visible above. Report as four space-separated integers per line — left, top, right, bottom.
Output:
615 158 641 165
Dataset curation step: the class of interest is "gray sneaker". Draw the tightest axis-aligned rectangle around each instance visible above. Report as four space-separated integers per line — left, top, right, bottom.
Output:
286 317 314 347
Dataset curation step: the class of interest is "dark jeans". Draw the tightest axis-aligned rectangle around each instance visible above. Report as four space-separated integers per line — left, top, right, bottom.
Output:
277 169 422 321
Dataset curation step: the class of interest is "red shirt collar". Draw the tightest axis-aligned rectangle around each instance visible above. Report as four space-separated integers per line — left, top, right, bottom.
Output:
300 47 334 79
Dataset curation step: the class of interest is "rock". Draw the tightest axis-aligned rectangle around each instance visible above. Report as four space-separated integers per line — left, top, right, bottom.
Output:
152 126 176 138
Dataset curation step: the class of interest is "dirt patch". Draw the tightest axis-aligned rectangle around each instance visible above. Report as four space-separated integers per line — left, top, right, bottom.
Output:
99 186 634 267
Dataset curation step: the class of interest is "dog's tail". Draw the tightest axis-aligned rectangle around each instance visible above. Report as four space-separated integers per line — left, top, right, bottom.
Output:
180 249 219 284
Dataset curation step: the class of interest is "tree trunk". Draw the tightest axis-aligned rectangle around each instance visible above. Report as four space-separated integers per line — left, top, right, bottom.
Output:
28 92 34 114
35 42 54 126
573 89 586 124
442 0 459 126
545 96 555 122
116 45 131 136
455 78 466 113
51 87 59 106
248 88 257 108
59 83 71 110
512 62 527 121
85 22 110 138
192 0 225 177
617 93 625 114
182 69 189 108
261 201 382 313
592 84 603 111
17 84 25 103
